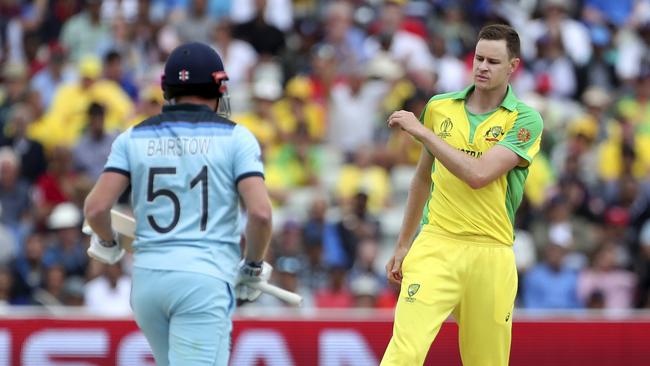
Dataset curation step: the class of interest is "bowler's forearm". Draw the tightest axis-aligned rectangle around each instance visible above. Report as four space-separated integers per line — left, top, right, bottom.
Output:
414 128 483 188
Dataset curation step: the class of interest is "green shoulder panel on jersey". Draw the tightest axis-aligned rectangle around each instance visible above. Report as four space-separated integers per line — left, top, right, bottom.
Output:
497 101 544 165
513 103 544 134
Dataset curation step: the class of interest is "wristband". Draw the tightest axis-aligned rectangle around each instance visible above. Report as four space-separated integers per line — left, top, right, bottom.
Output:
246 260 263 268
98 238 117 248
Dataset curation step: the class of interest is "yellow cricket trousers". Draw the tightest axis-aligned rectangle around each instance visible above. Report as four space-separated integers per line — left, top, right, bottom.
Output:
381 228 518 366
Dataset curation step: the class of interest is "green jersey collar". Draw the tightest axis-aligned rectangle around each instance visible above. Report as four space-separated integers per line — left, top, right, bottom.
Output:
452 84 518 112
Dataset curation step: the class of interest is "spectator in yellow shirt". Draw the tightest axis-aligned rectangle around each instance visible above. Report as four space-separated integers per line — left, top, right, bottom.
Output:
232 80 285 148
336 148 391 214
39 55 133 148
272 76 326 143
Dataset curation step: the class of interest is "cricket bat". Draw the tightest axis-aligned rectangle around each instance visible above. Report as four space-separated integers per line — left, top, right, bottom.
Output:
83 209 303 306
82 209 135 253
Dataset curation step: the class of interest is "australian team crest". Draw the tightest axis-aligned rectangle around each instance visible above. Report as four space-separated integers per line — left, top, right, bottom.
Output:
405 283 420 303
485 126 504 142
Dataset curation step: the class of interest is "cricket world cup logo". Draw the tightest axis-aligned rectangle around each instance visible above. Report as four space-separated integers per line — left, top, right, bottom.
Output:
438 119 453 139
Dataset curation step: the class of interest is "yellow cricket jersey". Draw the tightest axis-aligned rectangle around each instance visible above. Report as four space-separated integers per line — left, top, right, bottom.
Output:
420 85 543 245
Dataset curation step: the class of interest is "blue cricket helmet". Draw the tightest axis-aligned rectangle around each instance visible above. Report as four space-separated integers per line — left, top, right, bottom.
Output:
162 42 229 101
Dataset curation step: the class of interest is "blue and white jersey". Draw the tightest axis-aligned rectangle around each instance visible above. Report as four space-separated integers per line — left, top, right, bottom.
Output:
104 104 264 284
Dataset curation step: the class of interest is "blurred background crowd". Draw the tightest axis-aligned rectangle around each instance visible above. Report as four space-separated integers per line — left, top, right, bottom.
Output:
1 0 650 315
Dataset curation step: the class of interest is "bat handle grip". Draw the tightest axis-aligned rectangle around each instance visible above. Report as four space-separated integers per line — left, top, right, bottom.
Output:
252 282 303 306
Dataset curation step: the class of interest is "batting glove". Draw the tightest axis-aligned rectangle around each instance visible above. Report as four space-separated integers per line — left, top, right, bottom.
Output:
235 260 272 302
87 231 125 265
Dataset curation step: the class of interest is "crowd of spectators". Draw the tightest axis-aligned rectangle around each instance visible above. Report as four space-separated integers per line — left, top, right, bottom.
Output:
1 0 650 314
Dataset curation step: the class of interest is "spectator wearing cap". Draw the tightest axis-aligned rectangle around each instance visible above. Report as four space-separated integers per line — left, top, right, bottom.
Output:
43 203 88 277
73 102 118 182
273 76 326 143
577 243 638 309
522 239 581 309
0 103 48 183
60 0 110 62
43 54 133 148
232 79 284 149
30 44 76 109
